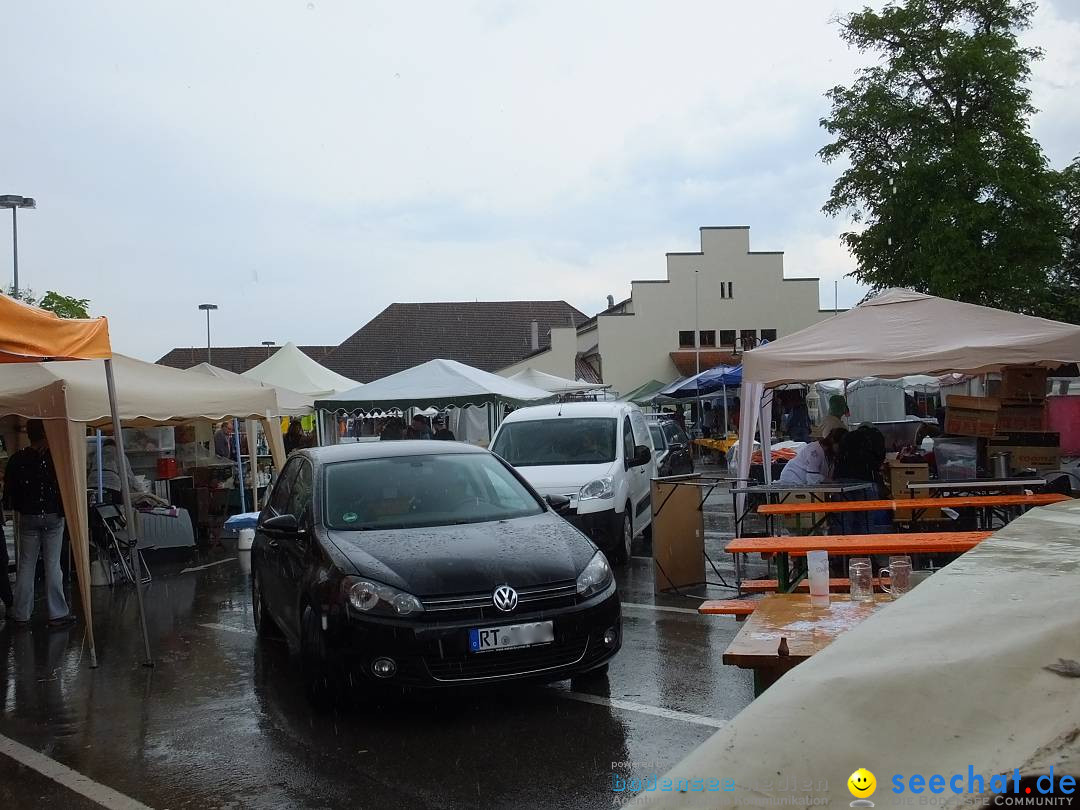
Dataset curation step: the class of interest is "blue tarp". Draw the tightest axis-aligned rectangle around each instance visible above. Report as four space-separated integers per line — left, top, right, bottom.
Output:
658 365 742 399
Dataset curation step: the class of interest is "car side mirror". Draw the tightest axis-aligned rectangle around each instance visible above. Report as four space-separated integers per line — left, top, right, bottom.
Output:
260 513 299 535
629 445 652 468
544 494 571 513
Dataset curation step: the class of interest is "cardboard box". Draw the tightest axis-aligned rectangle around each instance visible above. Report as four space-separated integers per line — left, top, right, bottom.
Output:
944 395 1000 438
996 404 1047 433
886 462 940 520
988 433 1061 474
1000 367 1048 403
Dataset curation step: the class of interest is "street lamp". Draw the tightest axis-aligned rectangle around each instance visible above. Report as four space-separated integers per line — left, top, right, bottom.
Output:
198 303 218 364
261 340 275 358
0 195 36 298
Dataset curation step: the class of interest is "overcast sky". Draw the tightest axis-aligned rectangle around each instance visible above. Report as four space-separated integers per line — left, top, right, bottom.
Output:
3 1 1078 361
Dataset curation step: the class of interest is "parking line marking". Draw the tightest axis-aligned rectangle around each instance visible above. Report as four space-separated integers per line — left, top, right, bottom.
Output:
0 732 154 810
198 622 254 635
180 558 236 574
553 689 725 729
620 601 700 615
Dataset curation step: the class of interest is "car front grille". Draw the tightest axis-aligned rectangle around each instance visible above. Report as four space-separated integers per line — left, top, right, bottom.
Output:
420 581 578 621
424 632 590 682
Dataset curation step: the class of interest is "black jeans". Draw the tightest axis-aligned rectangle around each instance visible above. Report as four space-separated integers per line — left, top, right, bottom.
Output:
0 522 13 609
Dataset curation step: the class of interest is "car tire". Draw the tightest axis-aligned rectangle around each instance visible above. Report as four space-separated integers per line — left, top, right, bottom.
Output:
301 605 335 710
251 571 279 638
571 663 610 690
610 509 632 565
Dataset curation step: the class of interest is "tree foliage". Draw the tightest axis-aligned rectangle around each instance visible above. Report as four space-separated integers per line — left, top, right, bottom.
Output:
820 0 1065 315
5 285 91 319
1046 156 1080 322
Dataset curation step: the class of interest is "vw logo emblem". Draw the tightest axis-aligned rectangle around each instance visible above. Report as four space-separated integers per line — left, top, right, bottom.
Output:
492 585 518 613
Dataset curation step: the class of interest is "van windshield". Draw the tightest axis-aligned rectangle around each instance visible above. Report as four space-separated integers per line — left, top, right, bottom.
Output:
491 418 617 467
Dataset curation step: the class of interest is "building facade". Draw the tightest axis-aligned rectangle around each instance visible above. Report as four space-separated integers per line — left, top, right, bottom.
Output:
499 226 833 394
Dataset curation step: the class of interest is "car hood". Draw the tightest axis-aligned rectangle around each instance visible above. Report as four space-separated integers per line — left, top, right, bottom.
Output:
512 461 617 496
326 512 597 596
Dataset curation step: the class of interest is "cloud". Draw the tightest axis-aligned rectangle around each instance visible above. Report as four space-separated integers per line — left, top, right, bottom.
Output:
0 0 1076 360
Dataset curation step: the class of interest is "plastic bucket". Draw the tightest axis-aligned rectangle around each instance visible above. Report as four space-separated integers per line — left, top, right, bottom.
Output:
238 528 255 550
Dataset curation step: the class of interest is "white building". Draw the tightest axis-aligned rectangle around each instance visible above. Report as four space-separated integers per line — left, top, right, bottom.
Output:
500 226 834 394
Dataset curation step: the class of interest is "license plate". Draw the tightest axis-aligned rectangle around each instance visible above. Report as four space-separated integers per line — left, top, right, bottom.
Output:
469 621 554 653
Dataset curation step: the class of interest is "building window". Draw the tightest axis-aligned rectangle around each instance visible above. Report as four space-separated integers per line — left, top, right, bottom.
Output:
718 330 736 347
699 330 716 348
727 281 734 298
760 328 777 343
720 283 726 300
678 330 696 348
740 329 758 350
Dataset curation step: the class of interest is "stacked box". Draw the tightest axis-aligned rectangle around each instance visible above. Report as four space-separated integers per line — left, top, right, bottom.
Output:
944 395 999 437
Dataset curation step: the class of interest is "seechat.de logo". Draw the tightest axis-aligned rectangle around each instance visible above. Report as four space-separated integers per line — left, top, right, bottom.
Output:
848 768 877 807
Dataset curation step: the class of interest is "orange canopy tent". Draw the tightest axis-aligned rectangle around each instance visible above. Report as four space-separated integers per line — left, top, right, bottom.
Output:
0 294 149 667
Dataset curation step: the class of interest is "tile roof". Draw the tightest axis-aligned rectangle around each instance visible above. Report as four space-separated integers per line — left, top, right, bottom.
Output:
156 345 334 374
320 301 588 382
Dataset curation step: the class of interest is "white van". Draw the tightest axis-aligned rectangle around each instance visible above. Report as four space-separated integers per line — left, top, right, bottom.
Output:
489 401 655 564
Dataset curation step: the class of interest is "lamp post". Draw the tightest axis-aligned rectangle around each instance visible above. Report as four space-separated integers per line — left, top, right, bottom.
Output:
0 195 36 298
198 303 218 364
261 340 275 358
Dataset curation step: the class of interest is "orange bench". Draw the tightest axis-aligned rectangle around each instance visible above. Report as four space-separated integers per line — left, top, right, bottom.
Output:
726 531 992 557
740 577 890 594
698 599 760 620
757 493 1068 516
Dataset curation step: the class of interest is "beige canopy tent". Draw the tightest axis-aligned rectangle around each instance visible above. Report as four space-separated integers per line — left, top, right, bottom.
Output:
507 367 610 395
631 499 1080 809
736 289 1080 499
242 341 360 397
186 362 315 416
0 353 288 666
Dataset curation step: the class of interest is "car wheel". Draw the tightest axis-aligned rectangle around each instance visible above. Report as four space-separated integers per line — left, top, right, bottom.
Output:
251 571 278 638
610 509 632 565
301 605 335 710
571 663 610 690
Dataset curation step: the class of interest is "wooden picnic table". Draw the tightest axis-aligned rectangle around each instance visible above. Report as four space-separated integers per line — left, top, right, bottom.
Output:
723 593 890 695
756 492 1068 535
730 481 875 536
725 531 992 591
907 478 1045 496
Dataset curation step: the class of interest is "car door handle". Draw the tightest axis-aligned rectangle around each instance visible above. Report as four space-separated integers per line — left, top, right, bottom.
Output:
266 537 279 548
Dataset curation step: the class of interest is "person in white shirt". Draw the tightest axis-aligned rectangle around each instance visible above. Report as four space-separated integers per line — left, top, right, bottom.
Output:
778 428 847 485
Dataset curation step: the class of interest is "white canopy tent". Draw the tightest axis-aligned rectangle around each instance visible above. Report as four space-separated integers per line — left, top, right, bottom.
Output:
736 290 1080 515
316 359 554 438
507 367 610 395
242 341 360 397
187 362 314 416
0 354 288 665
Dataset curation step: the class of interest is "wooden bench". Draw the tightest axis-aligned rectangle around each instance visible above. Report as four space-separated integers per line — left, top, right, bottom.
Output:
725 531 993 592
698 599 760 620
740 576 890 594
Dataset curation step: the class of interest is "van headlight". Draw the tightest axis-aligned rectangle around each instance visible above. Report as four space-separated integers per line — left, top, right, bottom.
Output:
576 551 614 598
343 578 424 616
579 475 614 501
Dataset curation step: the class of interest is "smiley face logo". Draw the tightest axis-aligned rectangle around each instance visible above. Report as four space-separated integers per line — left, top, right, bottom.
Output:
848 768 877 800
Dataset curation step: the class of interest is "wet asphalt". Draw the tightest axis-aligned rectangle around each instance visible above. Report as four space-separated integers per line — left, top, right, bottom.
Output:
1 479 759 810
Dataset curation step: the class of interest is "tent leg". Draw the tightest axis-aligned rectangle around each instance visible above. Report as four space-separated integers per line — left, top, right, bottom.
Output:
104 359 154 668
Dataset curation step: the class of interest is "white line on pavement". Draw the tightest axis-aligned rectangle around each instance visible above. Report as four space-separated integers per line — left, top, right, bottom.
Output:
0 733 155 810
620 601 701 615
198 622 254 635
553 689 726 729
180 558 237 574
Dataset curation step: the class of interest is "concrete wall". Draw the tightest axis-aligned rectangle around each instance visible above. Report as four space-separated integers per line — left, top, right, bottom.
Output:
498 327 579 379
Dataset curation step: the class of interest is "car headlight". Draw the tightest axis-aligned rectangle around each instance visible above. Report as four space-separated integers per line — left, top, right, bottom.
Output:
343 577 424 616
576 551 614 599
579 475 615 501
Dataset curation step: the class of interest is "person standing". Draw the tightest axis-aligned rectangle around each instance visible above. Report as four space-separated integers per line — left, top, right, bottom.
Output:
4 420 74 628
820 395 850 437
778 428 848 486
214 420 236 459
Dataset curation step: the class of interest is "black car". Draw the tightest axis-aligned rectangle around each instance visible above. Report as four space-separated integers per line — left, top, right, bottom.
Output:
251 440 621 702
647 418 694 476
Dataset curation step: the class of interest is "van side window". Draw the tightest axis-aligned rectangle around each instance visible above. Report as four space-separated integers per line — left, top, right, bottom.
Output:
622 416 634 461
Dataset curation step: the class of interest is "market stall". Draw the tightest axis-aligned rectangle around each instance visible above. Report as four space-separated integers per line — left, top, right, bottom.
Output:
734 289 1080 526
507 367 610 396
316 358 554 441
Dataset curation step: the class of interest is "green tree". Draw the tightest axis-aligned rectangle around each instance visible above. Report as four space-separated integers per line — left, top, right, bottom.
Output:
5 285 91 319
819 0 1064 314
1046 156 1080 322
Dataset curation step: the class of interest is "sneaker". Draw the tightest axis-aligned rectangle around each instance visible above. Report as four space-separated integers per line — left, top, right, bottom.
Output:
47 614 77 629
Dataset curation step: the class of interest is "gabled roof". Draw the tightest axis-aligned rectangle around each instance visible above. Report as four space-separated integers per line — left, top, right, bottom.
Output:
320 301 587 382
156 345 333 374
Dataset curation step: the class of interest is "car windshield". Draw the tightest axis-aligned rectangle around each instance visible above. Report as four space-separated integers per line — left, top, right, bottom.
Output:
491 418 617 466
323 453 544 531
648 423 665 449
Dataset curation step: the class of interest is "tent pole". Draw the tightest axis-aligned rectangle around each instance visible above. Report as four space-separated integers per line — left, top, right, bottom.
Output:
722 382 729 439
104 358 154 668
233 418 245 514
